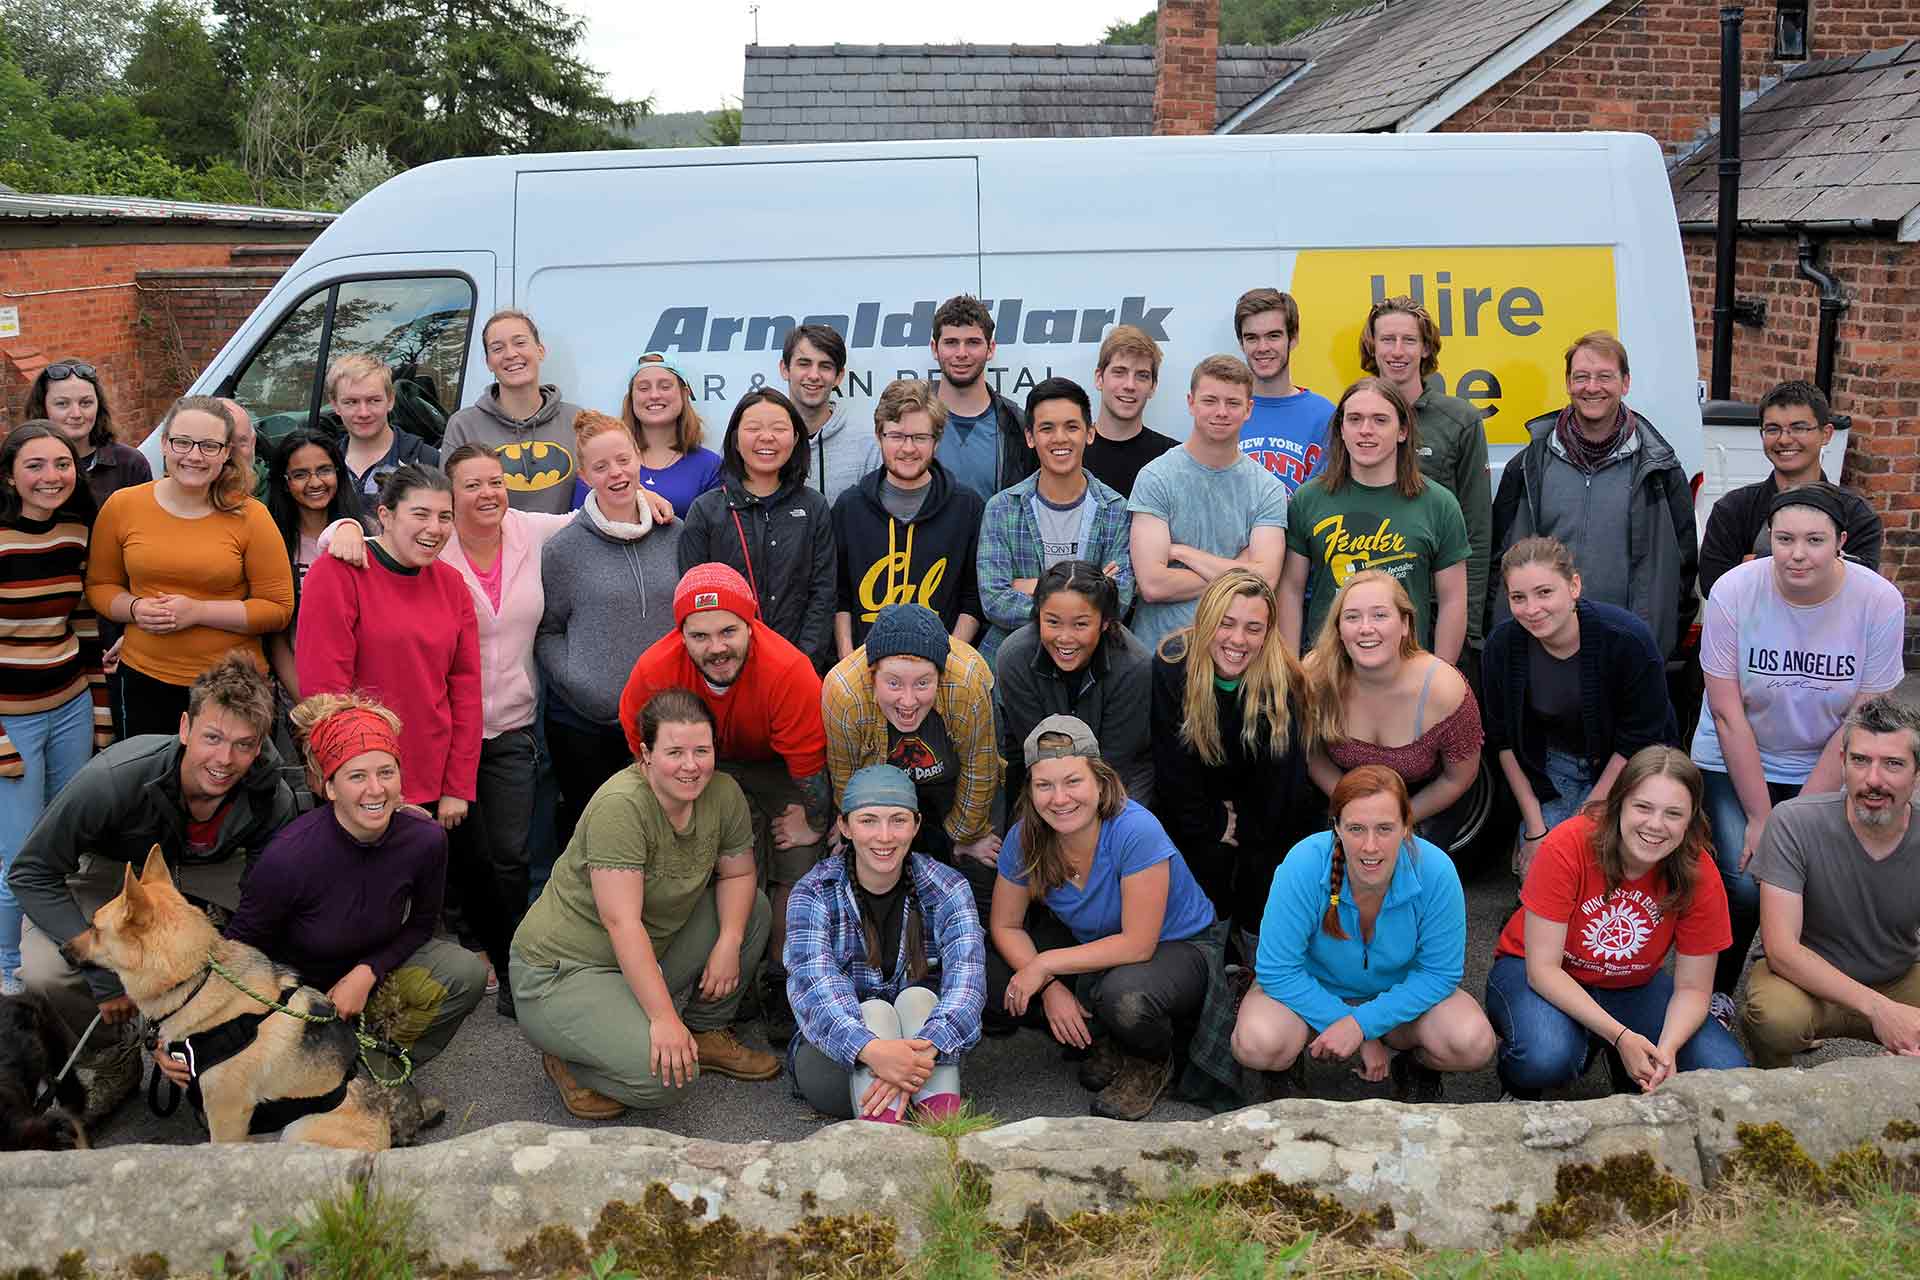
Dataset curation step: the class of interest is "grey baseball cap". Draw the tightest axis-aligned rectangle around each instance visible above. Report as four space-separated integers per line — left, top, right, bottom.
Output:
1023 713 1101 767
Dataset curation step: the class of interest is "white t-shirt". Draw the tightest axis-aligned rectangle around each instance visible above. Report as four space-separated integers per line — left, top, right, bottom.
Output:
1691 557 1904 782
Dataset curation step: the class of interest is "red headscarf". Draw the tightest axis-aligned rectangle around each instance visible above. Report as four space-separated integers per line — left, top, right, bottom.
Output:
309 708 401 781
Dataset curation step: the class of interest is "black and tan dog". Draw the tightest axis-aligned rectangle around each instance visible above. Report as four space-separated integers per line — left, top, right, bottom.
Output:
0 990 89 1151
62 846 406 1150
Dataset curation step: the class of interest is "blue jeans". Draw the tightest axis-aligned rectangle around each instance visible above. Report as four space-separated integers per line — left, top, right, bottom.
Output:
1484 954 1747 1093
1700 768 1800 995
1538 749 1595 832
0 692 94 974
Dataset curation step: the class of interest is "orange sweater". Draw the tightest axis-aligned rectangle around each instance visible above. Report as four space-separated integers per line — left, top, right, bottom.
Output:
84 483 295 686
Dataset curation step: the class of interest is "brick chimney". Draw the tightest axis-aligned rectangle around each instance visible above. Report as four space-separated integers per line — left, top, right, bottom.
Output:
1152 0 1219 135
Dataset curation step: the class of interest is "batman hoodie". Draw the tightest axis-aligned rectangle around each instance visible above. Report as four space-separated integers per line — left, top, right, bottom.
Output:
830 459 985 650
442 383 585 515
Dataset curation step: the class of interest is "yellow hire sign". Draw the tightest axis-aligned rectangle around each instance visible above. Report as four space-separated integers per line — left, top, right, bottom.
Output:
1287 246 1621 446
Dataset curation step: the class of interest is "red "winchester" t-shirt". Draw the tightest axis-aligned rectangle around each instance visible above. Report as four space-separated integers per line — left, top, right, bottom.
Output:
1494 814 1731 989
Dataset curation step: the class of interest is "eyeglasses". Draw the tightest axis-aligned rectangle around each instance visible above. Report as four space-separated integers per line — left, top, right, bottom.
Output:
1759 423 1823 439
287 465 337 483
881 431 935 448
45 362 98 383
165 436 230 457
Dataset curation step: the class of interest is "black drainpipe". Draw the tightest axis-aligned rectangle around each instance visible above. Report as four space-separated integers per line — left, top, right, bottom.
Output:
1710 5 1744 400
1795 234 1846 400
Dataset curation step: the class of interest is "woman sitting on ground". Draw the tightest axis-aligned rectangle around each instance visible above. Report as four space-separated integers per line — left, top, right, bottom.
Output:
785 764 985 1123
1300 570 1482 852
510 690 780 1120
224 693 486 1074
995 560 1153 810
680 388 836 672
1486 745 1748 1097
1150 568 1317 948
1482 536 1677 879
989 715 1236 1121
1231 765 1494 1102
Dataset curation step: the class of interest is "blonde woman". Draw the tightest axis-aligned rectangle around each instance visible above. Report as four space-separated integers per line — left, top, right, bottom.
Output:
617 353 721 517
85 397 294 737
1149 568 1317 951
1300 570 1482 850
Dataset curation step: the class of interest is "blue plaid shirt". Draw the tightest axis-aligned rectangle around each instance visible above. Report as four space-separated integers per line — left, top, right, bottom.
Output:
975 471 1135 664
782 851 986 1070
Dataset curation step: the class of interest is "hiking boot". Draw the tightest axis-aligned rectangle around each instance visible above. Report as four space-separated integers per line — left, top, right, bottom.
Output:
1089 1050 1173 1122
77 1024 143 1125
692 1028 781 1081
495 982 516 1020
1390 1052 1445 1104
542 1053 626 1121
757 970 797 1046
1076 1037 1125 1092
1708 991 1737 1033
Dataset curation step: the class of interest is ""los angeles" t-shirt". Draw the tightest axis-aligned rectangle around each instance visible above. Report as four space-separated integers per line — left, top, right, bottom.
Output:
1494 813 1731 988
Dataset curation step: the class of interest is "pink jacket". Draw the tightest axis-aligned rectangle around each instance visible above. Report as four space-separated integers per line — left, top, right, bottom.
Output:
440 511 570 737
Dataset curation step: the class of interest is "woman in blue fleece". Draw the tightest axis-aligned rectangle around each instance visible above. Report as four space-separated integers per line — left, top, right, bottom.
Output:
1230 764 1494 1102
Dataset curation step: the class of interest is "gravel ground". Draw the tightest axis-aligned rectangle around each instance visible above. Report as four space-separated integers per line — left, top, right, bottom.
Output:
90 849 1882 1148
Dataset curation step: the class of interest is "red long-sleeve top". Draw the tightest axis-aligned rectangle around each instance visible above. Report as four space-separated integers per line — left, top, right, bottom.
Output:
618 618 827 780
295 545 482 804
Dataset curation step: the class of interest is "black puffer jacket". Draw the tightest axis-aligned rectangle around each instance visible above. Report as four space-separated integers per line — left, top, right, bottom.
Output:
680 474 836 672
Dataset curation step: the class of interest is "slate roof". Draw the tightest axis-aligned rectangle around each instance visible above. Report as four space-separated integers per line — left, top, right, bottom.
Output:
739 43 1306 143
1230 0 1577 134
1670 41 1920 239
0 192 333 229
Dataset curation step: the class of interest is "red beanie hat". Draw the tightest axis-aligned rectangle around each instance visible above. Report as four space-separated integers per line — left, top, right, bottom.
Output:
674 562 758 628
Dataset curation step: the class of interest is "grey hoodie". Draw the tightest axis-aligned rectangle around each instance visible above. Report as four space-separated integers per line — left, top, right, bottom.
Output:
443 383 584 515
536 494 682 727
804 398 876 507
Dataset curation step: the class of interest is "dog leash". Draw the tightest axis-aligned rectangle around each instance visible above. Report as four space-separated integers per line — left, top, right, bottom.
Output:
31 1009 102 1113
203 952 415 1088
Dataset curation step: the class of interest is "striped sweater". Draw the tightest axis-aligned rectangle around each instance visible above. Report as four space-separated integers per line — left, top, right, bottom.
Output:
0 515 109 776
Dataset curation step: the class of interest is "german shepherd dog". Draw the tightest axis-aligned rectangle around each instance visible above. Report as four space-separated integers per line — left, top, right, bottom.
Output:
0 990 89 1151
62 847 404 1149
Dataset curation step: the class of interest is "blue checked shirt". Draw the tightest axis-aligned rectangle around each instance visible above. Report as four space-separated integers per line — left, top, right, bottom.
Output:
975 471 1135 664
782 851 987 1070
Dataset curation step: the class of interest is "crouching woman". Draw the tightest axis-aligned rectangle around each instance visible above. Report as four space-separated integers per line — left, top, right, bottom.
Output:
224 693 486 1071
785 764 985 1122
988 715 1239 1120
1486 746 1748 1097
1231 766 1494 1102
510 689 780 1120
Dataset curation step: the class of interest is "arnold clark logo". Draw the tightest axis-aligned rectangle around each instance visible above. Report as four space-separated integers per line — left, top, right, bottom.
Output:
645 296 1174 354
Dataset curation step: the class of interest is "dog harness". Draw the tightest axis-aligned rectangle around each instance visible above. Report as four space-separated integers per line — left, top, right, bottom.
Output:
147 984 357 1135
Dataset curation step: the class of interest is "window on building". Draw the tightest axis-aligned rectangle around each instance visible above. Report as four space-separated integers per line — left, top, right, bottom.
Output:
228 275 474 449
1775 1 1810 61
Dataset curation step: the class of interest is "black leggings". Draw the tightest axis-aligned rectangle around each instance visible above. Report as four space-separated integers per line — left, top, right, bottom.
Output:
985 907 1209 1059
545 716 634 848
450 728 539 979
119 664 192 739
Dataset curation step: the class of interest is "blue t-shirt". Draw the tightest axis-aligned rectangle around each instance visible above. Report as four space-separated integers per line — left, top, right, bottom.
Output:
1239 389 1336 496
937 406 1002 501
997 799 1215 944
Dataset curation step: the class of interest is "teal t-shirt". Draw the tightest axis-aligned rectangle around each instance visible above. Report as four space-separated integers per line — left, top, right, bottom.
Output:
1285 477 1470 650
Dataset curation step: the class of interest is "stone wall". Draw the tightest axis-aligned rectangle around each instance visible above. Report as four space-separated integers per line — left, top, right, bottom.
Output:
4 1056 1916 1273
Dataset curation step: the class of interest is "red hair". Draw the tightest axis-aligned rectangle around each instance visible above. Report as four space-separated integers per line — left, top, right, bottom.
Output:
1323 766 1414 939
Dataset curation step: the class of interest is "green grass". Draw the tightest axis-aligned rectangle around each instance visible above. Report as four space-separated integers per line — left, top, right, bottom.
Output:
913 1101 1001 1146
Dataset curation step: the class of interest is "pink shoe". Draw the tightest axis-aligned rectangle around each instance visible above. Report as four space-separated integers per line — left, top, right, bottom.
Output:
914 1093 964 1121
862 1105 902 1124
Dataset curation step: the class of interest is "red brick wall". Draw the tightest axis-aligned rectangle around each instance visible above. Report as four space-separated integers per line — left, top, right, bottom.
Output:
1681 230 1920 606
1437 2 1915 160
1154 0 1221 135
0 239 308 441
132 258 301 436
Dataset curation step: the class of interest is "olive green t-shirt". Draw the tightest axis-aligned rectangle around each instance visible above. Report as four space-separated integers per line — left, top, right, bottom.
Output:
511 767 754 970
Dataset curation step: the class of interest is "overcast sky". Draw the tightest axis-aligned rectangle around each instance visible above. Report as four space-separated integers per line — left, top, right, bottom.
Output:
571 1 1147 114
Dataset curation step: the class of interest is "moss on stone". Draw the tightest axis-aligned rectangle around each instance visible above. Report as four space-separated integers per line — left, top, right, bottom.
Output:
1216 1174 1392 1241
504 1224 589 1276
579 1184 901 1280
124 1255 165 1280
1721 1121 1828 1198
1521 1152 1691 1244
1488 1200 1519 1215
1141 1147 1198 1169
1882 1119 1920 1143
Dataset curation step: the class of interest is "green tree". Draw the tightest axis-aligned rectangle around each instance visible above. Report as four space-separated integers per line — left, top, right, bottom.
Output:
124 1 238 168
704 100 741 147
0 0 148 98
1103 0 1374 45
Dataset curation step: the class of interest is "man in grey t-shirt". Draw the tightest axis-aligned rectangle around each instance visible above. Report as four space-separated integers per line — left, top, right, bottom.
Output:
1743 695 1920 1067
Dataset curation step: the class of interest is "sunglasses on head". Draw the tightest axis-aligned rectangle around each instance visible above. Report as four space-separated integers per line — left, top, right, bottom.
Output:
45 362 99 383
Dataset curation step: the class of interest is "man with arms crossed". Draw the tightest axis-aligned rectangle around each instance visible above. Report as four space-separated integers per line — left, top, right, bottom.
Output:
779 323 868 505
1083 325 1177 499
1127 355 1289 651
1743 695 1920 1066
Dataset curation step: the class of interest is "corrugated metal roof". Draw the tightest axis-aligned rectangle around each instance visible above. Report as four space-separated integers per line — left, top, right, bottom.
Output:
1230 0 1577 135
739 43 1307 143
0 191 334 229
1671 40 1920 237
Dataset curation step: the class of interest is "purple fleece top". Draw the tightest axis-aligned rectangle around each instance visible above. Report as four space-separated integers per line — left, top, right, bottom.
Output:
226 805 447 990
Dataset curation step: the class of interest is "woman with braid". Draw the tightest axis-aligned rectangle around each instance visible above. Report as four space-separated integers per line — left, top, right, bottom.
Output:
1231 766 1492 1102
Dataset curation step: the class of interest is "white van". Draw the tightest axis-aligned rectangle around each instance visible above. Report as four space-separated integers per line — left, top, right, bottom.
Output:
169 132 1709 489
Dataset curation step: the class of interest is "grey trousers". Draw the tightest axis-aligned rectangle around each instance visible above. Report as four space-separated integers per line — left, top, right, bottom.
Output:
791 986 959 1120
